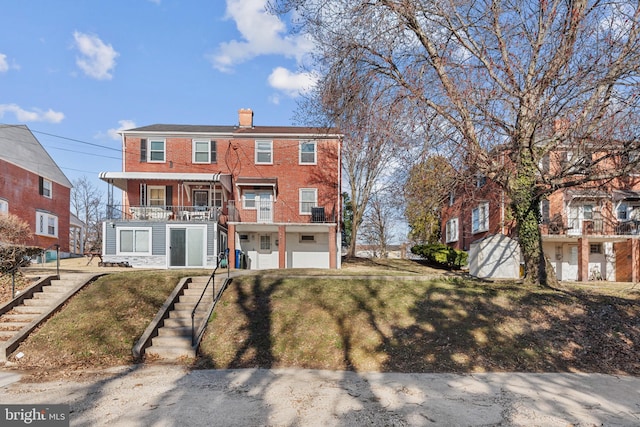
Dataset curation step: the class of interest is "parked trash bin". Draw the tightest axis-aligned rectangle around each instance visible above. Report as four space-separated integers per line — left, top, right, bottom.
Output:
235 249 241 269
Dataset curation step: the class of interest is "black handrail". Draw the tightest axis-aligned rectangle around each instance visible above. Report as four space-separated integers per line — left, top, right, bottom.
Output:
0 243 59 299
191 252 228 346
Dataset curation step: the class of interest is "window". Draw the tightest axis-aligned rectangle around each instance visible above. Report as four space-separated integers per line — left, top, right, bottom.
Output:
583 204 593 220
148 186 166 206
0 198 7 214
148 138 165 162
449 191 455 206
446 218 459 243
590 244 602 254
193 139 217 163
260 235 271 250
39 177 52 198
299 141 316 164
35 211 58 237
300 188 317 214
472 202 489 233
476 174 486 188
212 189 223 208
300 234 315 242
255 140 273 164
243 191 256 209
117 228 151 255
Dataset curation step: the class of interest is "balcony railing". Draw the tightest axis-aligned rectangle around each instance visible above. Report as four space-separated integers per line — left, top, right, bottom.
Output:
226 200 335 224
542 216 640 236
106 205 223 222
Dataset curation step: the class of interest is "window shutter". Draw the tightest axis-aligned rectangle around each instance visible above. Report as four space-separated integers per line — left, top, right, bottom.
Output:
210 140 217 163
38 176 44 195
140 139 147 162
166 185 173 208
140 183 147 206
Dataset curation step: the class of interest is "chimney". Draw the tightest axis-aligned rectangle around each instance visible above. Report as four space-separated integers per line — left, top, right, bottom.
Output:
238 108 253 128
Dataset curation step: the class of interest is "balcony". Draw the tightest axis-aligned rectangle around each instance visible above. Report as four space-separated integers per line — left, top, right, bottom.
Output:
226 200 335 224
106 205 223 222
543 216 640 236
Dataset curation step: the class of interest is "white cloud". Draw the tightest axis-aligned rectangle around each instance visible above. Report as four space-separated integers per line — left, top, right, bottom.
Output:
107 119 137 140
268 67 318 97
0 104 64 123
73 31 119 80
209 0 314 72
0 54 8 72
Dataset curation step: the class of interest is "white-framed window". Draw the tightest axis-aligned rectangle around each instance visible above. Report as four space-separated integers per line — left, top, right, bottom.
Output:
299 140 317 164
300 188 317 214
472 202 489 233
445 218 458 243
255 140 273 164
212 189 223 208
148 138 166 162
260 235 271 250
0 198 7 214
243 191 256 209
39 177 52 198
193 139 217 163
148 186 166 206
117 227 152 255
35 211 58 237
590 243 602 254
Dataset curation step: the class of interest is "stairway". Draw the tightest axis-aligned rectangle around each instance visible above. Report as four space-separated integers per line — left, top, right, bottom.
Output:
0 273 99 361
145 277 215 360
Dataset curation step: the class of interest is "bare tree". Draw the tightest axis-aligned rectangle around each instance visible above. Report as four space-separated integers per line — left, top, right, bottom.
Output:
71 177 105 253
272 0 640 285
359 187 399 257
0 214 40 274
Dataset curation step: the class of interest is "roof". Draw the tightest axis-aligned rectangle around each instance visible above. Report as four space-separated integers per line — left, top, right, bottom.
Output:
122 124 341 138
0 124 72 188
98 171 231 192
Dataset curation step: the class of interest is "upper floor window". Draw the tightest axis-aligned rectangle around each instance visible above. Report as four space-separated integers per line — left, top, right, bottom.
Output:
448 191 455 206
255 140 273 164
300 188 317 214
300 141 317 164
472 202 489 233
0 198 7 214
140 138 165 162
446 218 459 243
193 139 217 163
243 191 256 209
117 227 151 255
476 174 486 188
36 211 58 237
39 177 52 198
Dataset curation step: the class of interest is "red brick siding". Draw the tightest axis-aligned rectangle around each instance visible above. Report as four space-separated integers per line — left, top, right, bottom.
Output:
0 159 70 252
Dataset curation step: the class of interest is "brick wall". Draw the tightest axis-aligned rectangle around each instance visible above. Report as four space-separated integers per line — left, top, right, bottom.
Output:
0 159 70 252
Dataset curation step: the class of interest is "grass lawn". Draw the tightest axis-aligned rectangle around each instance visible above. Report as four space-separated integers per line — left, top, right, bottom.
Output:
8 259 640 378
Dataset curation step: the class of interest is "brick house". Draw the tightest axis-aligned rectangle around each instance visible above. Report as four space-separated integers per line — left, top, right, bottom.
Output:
442 149 640 282
0 125 72 255
100 109 342 270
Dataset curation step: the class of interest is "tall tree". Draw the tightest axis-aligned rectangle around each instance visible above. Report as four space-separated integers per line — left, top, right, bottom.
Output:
71 177 104 253
272 0 640 285
359 187 399 257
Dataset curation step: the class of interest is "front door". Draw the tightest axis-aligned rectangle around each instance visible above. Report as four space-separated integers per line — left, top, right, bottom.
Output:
168 226 205 267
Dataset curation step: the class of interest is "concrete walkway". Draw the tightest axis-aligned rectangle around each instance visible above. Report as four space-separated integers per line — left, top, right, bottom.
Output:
1 366 639 426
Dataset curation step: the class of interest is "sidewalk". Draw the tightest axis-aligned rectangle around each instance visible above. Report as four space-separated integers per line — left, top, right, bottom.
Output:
1 365 639 426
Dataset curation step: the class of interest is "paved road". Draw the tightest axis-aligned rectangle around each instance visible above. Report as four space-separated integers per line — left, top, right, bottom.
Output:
1 366 639 426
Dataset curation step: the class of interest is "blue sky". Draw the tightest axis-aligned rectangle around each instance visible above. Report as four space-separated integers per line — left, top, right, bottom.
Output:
0 0 316 189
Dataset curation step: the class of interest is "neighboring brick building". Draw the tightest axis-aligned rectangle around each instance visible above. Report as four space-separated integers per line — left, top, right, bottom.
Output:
0 125 72 254
100 109 342 270
442 148 640 282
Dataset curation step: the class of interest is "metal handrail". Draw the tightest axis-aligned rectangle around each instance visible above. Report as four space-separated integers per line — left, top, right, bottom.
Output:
0 243 59 299
191 252 228 346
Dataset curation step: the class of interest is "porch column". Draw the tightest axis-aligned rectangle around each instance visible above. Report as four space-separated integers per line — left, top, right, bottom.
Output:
633 239 639 283
578 237 589 282
278 225 287 269
329 225 337 269
228 223 236 269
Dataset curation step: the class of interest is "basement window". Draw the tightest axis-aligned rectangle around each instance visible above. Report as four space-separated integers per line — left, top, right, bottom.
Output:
300 234 315 243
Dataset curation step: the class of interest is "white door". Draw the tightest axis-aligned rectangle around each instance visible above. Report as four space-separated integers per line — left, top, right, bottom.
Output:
257 234 276 269
564 245 579 281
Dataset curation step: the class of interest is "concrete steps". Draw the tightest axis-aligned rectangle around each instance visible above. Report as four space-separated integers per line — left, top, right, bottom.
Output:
0 273 99 361
145 277 216 361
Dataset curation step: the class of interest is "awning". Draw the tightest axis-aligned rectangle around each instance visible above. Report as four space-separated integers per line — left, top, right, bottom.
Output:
99 171 231 192
235 177 278 191
613 189 640 202
565 189 610 200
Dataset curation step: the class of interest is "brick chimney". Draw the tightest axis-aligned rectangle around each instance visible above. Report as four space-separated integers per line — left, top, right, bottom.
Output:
238 108 253 128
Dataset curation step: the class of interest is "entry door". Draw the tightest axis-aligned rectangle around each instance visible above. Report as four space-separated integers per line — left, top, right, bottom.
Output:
564 245 579 281
169 227 205 267
257 192 273 223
